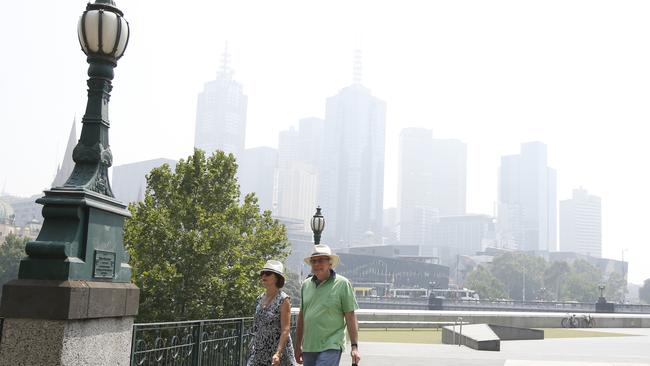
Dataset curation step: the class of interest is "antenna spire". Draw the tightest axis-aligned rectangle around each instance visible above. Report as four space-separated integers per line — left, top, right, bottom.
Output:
353 49 363 85
219 41 233 79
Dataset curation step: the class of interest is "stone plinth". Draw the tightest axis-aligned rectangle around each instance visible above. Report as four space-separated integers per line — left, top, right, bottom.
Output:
0 279 139 366
0 317 134 366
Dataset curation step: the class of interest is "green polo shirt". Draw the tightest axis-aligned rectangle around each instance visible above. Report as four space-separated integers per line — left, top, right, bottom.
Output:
300 271 359 352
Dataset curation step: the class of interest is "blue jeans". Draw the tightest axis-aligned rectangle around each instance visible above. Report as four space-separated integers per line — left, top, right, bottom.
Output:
303 349 342 366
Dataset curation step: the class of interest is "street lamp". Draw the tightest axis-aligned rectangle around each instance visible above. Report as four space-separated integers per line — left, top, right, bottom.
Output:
0 1 138 364
598 283 606 300
311 206 325 244
16 0 132 281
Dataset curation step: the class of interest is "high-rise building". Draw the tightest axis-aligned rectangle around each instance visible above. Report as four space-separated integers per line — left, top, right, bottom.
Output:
560 188 602 257
112 158 177 204
497 141 557 251
274 126 318 229
238 147 278 213
398 128 467 246
194 45 248 159
429 214 496 265
319 51 386 247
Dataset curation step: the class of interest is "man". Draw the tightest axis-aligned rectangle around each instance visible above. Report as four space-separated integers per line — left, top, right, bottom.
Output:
295 244 361 366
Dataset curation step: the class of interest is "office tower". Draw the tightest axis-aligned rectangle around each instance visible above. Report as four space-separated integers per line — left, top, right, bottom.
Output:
398 128 467 246
498 141 557 251
238 147 278 213
274 125 320 230
430 214 496 265
194 45 248 159
51 119 77 188
560 188 602 257
112 158 177 204
319 51 386 246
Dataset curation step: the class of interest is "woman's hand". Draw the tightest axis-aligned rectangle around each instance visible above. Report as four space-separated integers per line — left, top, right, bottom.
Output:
272 352 281 366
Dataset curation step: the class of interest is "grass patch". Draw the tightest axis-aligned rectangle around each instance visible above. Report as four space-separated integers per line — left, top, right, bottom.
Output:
359 328 442 344
538 328 634 339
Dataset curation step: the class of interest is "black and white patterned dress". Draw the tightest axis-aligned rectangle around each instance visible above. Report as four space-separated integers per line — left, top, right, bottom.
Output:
247 291 297 366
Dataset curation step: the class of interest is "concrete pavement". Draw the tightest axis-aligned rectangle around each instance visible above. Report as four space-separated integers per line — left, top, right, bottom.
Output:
338 328 650 366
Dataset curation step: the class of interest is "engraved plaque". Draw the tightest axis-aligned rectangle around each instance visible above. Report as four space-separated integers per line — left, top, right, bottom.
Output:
94 250 116 279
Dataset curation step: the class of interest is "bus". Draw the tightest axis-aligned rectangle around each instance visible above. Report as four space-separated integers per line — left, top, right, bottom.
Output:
429 288 479 301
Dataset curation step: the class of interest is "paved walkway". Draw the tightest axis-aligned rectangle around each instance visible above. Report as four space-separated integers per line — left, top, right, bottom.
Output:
338 328 650 366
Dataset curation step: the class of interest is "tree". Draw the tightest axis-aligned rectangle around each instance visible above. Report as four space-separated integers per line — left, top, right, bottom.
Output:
639 279 650 304
544 261 570 301
0 233 28 298
604 271 627 303
124 149 289 322
491 252 546 301
563 260 601 302
465 265 508 300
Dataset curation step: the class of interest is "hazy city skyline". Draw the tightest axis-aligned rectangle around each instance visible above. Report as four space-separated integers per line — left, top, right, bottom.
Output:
2 0 649 283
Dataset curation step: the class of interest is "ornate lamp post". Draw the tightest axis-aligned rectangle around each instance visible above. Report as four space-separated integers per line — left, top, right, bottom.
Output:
310 206 325 244
0 2 138 364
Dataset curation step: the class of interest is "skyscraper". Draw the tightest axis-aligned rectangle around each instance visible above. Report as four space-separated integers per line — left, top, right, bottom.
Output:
320 51 386 246
560 188 602 257
498 141 557 251
398 128 467 246
275 125 319 229
194 45 248 159
112 158 177 204
238 147 278 213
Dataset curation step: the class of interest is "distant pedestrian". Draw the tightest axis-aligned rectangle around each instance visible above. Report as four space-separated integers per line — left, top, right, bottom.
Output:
248 260 298 366
294 244 360 366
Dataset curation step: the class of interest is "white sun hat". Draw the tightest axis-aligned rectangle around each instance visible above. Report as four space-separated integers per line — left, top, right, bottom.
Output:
303 244 340 268
260 260 285 279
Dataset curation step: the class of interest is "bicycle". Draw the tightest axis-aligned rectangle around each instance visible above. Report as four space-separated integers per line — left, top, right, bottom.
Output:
581 314 595 328
561 314 579 328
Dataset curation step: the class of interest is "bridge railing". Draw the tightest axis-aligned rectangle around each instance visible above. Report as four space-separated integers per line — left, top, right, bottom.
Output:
355 297 650 313
130 314 297 366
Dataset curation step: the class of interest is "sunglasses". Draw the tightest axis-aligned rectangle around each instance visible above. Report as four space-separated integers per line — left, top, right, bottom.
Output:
260 271 274 277
309 258 330 265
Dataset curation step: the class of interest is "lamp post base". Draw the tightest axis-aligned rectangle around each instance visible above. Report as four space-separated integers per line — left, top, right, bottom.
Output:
0 279 139 366
0 316 134 366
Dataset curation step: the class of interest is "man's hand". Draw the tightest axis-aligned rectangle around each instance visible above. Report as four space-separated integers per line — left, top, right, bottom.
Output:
272 352 280 366
295 346 303 364
351 347 360 365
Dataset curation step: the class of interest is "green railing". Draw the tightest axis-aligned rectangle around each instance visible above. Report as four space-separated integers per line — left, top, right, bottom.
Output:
130 314 297 366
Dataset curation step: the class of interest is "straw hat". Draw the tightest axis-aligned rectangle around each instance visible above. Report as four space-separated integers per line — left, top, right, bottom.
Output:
260 260 285 280
303 244 340 268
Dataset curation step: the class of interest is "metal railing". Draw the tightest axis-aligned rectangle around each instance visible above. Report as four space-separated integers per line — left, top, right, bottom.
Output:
356 296 650 313
130 314 297 366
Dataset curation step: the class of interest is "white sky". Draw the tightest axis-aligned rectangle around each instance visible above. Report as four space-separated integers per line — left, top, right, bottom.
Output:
1 1 649 283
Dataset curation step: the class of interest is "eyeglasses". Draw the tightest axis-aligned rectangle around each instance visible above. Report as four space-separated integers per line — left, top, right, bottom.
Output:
260 271 274 277
309 258 330 265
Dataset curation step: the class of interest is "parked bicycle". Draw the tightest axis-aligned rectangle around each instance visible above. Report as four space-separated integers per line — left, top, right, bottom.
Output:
561 313 579 328
580 314 595 328
561 313 595 328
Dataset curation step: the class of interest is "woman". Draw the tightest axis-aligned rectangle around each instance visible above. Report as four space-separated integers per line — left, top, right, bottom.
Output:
247 260 297 366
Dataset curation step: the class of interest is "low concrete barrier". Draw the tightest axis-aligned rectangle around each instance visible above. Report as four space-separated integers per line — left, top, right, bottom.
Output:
442 324 500 351
442 324 544 351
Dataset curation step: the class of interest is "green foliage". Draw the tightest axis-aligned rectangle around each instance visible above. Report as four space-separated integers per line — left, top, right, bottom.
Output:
491 252 546 301
563 260 601 302
604 271 627 303
0 233 28 298
639 279 650 304
282 270 302 305
464 265 507 300
465 252 613 303
124 149 289 322
544 261 571 300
